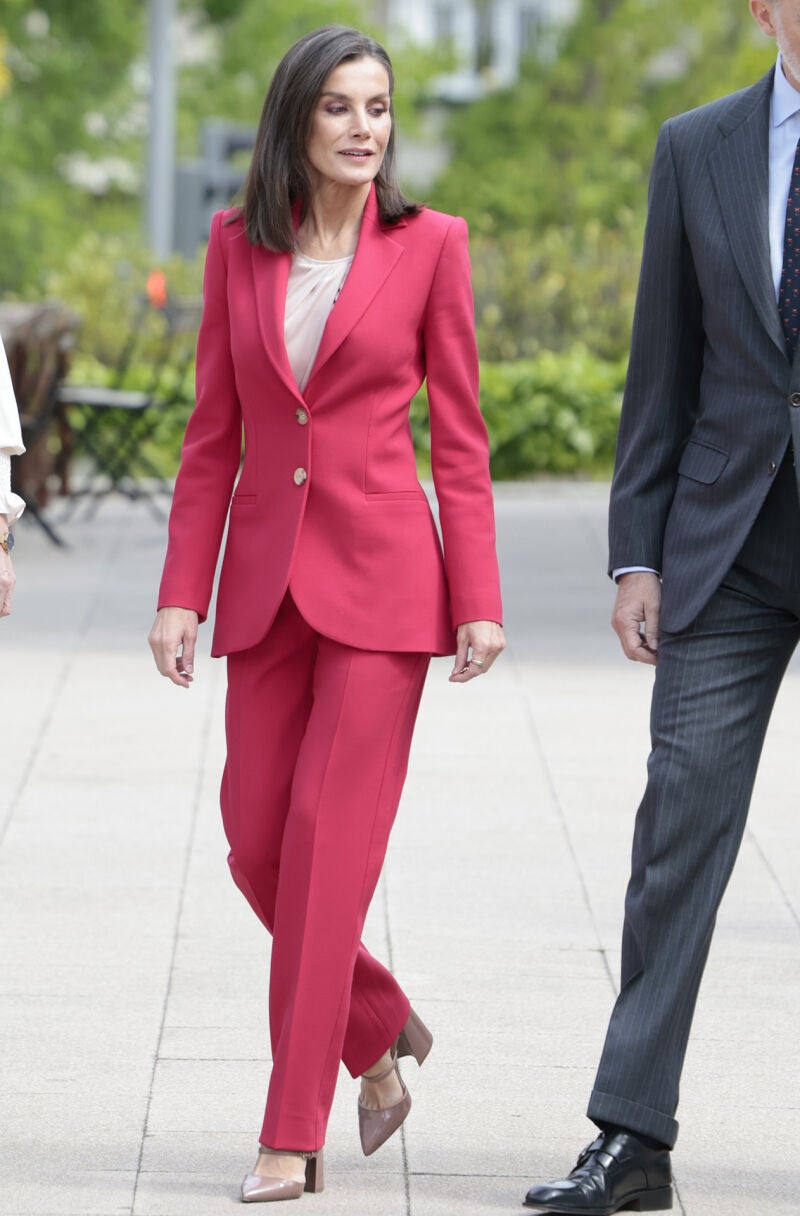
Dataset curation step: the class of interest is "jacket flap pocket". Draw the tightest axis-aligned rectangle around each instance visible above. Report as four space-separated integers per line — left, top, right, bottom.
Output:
678 440 729 485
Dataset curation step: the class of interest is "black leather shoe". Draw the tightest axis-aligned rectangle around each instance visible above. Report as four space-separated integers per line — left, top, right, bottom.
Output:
523 1129 672 1213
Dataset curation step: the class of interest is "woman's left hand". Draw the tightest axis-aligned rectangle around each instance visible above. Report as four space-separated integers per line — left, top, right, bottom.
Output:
0 549 15 618
449 620 506 684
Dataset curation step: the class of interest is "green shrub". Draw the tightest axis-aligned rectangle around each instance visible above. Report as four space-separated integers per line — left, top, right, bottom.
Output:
47 229 203 368
47 230 203 476
413 346 626 479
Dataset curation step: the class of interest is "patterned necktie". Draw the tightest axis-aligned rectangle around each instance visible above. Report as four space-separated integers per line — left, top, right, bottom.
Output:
779 135 800 361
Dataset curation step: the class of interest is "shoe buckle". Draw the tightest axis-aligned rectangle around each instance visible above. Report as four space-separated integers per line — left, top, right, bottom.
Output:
574 1138 599 1170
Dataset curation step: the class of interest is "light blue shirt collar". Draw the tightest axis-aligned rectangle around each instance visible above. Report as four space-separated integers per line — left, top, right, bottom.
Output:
772 54 800 127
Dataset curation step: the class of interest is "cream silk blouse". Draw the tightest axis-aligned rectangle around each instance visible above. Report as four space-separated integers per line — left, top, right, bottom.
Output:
284 250 354 392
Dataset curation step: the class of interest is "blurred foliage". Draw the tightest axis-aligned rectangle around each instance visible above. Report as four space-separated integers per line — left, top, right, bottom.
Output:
46 229 203 367
413 348 627 480
0 0 444 296
470 224 641 362
46 228 204 475
429 0 776 361
481 348 627 477
0 1 144 295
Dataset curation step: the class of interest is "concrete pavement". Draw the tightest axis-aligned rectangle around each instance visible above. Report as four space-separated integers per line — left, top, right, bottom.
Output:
1 482 798 1215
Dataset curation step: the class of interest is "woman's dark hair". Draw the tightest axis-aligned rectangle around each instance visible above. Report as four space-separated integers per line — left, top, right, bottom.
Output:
239 24 420 250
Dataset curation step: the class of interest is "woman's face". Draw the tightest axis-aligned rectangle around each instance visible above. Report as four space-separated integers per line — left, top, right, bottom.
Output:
305 57 392 191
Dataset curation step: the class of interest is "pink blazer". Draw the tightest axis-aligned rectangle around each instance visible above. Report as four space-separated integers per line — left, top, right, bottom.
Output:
158 186 503 657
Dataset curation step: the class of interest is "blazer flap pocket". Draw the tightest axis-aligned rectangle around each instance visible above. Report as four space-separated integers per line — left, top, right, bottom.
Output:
678 440 729 485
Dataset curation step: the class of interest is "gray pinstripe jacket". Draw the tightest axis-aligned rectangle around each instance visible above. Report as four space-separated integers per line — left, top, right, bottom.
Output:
609 66 800 633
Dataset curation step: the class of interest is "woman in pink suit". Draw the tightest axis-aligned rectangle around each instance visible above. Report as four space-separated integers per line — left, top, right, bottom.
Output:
149 24 504 1204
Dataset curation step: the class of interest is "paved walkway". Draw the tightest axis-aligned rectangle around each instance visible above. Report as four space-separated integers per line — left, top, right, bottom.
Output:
1 483 798 1216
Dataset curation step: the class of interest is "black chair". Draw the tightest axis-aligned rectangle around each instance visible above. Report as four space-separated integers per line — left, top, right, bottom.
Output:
58 285 202 521
1 301 79 546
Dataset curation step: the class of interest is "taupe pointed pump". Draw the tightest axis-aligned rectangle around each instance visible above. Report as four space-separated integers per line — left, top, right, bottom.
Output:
358 1007 433 1156
241 1149 323 1203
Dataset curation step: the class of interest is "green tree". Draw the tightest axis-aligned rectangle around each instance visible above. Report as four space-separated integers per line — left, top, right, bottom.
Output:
430 0 776 360
0 0 445 297
0 1 144 293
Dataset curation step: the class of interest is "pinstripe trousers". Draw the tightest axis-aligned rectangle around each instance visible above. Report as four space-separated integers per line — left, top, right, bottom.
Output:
588 453 800 1148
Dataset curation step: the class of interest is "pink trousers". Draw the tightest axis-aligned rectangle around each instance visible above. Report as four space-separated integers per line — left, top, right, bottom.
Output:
221 591 430 1151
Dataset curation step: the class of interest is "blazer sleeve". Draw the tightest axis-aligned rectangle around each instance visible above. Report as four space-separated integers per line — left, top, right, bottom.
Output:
608 120 704 574
424 217 503 628
157 211 243 620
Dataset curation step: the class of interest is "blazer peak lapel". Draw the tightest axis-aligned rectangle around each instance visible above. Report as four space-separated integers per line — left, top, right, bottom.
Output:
709 77 786 358
306 192 405 388
250 243 305 400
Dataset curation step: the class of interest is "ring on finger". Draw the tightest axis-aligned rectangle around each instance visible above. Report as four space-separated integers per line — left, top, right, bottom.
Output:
468 657 485 668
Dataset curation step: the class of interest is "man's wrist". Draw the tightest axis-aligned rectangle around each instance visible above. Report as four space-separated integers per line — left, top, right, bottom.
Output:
613 566 660 582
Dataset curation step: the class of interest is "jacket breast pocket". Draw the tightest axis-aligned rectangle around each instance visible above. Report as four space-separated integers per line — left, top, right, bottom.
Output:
677 440 729 485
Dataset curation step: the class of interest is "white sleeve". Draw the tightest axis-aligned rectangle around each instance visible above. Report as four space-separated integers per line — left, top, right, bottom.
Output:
0 338 25 455
0 338 27 520
0 453 25 522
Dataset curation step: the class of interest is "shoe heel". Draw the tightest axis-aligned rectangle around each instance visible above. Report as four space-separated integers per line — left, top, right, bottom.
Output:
634 1186 672 1211
396 1007 432 1066
304 1149 324 1194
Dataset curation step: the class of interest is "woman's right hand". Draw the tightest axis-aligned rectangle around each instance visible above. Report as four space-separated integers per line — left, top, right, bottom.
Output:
148 606 199 687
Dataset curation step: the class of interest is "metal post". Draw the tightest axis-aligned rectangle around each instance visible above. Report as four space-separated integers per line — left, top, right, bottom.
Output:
146 0 176 257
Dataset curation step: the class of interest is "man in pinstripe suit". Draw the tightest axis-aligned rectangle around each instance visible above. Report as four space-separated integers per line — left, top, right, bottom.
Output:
525 3 800 1212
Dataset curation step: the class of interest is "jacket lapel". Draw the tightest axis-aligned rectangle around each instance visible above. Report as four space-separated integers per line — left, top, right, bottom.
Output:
306 187 405 389
249 186 405 399
709 68 786 358
250 242 304 401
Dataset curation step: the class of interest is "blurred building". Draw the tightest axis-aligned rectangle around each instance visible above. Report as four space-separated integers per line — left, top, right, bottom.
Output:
381 0 579 102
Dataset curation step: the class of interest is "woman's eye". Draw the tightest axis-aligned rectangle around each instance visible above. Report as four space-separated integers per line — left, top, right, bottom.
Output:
369 107 388 117
326 105 347 115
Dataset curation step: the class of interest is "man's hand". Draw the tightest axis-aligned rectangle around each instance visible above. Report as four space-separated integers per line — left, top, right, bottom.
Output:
148 606 199 687
611 571 661 666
